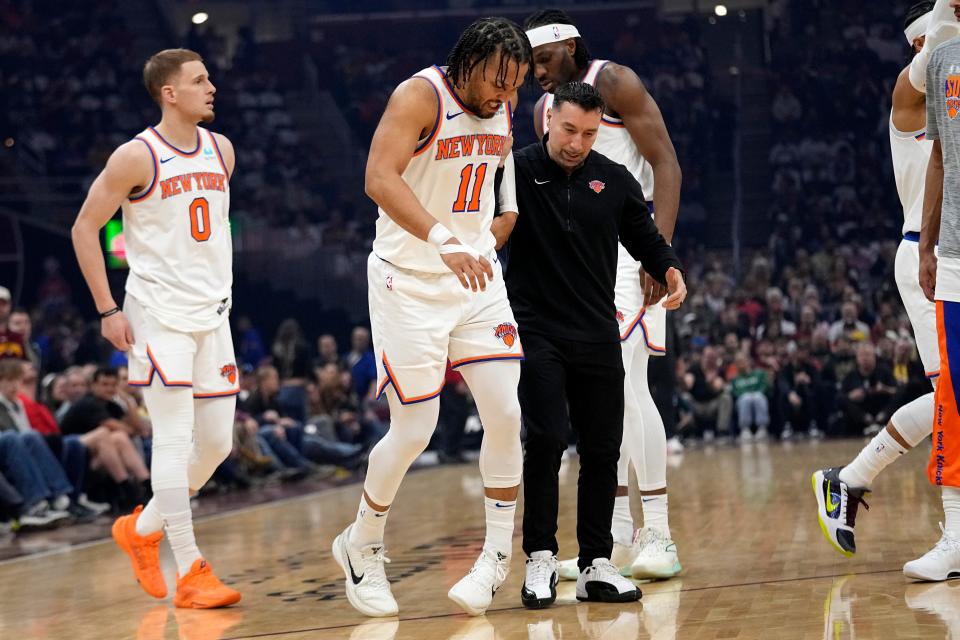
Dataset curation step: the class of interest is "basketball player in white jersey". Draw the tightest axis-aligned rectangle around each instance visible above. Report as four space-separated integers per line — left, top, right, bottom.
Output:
72 49 241 608
518 9 683 580
813 1 960 580
331 18 530 617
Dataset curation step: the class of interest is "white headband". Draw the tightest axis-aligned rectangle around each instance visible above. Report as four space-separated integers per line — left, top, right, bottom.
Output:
905 13 931 44
525 23 581 49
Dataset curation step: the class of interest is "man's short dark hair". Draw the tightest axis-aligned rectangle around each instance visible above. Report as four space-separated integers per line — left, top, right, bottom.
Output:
92 366 119 383
553 81 604 113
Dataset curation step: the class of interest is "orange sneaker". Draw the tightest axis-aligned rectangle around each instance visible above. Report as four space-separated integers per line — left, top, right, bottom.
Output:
173 559 242 609
112 505 167 598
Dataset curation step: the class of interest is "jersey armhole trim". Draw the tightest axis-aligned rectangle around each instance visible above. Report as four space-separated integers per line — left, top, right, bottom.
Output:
129 137 158 203
413 76 442 157
208 130 231 179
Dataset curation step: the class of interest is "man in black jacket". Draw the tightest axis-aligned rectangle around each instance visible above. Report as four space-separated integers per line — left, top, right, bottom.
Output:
493 81 685 608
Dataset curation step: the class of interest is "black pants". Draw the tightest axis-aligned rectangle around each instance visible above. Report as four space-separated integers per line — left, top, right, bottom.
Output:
439 386 469 455
520 332 624 570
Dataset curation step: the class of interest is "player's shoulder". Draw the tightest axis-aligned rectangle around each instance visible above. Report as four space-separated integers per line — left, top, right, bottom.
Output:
108 137 155 172
595 60 643 88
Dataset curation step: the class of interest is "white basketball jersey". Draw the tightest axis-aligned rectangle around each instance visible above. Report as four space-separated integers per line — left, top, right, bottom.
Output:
542 59 655 279
121 126 232 332
889 112 933 235
372 65 512 273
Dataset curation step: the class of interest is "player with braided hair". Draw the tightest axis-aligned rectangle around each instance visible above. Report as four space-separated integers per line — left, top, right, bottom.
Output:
331 17 530 618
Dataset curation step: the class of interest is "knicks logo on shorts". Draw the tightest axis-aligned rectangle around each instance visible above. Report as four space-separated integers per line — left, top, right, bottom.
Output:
616 310 625 323
220 363 237 384
588 180 605 194
494 322 518 348
946 74 960 119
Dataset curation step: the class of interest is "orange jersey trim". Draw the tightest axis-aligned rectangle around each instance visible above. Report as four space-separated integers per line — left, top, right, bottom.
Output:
432 65 479 117
413 76 443 156
378 353 444 405
146 345 193 387
450 352 524 369
194 389 240 398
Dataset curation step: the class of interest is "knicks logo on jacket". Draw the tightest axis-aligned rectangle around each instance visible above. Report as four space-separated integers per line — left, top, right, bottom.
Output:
946 74 960 120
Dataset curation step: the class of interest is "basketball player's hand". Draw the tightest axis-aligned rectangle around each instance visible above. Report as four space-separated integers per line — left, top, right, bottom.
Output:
920 250 938 302
101 311 134 352
641 268 668 307
441 240 494 292
662 267 687 310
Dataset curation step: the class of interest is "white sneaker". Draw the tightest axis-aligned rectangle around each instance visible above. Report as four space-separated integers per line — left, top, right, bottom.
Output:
522 550 559 609
630 527 682 579
558 539 636 581
448 548 510 616
77 493 110 516
19 500 70 528
576 557 641 602
332 524 399 617
755 427 769 441
904 524 960 581
666 437 684 454
738 430 753 444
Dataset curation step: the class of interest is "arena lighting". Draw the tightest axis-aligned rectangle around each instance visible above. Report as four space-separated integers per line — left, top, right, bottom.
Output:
715 4 728 16
192 12 208 25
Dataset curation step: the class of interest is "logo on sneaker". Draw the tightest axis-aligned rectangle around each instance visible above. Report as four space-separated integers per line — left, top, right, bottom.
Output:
496 551 508 561
825 481 841 513
346 553 364 585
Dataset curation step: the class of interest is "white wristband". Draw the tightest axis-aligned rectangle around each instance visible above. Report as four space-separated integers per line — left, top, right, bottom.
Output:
438 243 481 260
427 223 454 248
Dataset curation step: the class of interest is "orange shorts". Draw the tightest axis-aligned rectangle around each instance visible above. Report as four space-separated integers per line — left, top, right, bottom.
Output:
930 301 960 486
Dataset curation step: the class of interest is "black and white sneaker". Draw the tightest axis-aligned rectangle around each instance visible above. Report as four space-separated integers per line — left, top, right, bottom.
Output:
522 550 559 609
812 467 869 557
575 558 642 603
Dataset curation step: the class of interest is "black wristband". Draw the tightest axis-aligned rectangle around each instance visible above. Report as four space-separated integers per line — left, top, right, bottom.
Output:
99 306 121 319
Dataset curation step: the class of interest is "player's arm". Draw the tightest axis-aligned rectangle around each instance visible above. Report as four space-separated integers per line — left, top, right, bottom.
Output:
365 78 493 291
892 67 927 132
71 141 153 351
210 132 236 178
600 63 681 243
532 93 547 139
492 102 518 250
920 138 944 302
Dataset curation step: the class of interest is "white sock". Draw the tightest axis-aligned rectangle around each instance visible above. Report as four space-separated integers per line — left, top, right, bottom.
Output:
641 494 670 537
164 508 202 576
483 496 516 557
350 495 388 547
135 499 163 536
839 428 907 489
152 487 202 576
612 494 634 546
943 487 960 537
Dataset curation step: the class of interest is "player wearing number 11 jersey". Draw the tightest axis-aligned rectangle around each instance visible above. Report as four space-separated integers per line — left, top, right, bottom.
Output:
331 18 530 618
72 48 240 608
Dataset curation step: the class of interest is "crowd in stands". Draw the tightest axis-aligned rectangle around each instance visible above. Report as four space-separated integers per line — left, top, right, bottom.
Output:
0 0 939 535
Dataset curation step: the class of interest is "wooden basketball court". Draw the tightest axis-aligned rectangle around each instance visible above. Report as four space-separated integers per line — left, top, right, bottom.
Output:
0 440 953 639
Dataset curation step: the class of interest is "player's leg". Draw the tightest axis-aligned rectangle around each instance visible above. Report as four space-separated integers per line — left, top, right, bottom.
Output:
187 319 240 492
814 239 938 556
447 360 521 615
630 345 682 579
333 254 450 617
444 267 524 614
905 300 960 580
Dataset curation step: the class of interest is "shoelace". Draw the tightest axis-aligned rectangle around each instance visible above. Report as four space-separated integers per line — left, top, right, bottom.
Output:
589 558 624 581
843 489 870 528
634 528 664 557
527 556 558 586
928 524 960 558
467 550 509 587
360 546 392 590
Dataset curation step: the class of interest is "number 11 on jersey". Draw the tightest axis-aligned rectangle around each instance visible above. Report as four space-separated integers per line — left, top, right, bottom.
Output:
452 163 487 213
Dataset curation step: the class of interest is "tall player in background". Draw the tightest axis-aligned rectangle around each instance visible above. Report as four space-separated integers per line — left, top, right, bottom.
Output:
331 18 529 618
72 49 241 608
518 9 684 580
813 1 960 578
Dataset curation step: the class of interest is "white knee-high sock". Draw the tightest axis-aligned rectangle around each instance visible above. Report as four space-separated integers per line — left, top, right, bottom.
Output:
154 488 201 575
612 495 634 546
839 428 908 489
136 499 163 536
943 488 960 538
